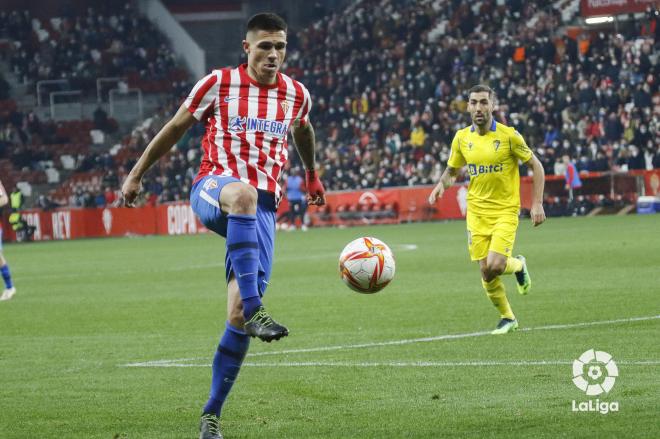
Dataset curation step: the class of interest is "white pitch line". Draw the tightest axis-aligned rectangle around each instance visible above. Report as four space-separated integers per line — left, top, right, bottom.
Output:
122 360 660 368
247 314 660 357
242 360 660 368
120 315 660 368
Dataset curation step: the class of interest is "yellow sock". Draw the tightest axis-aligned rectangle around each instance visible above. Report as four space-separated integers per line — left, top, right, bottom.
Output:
482 277 515 320
503 257 523 275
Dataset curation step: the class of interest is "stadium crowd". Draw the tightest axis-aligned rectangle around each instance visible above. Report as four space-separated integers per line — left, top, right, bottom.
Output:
124 0 660 205
0 0 658 208
283 0 659 190
1 4 180 92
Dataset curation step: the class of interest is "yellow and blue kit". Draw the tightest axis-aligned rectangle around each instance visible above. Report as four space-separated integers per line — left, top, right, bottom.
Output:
447 119 533 260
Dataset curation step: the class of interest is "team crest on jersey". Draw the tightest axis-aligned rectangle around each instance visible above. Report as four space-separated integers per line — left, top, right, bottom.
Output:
493 140 501 151
467 142 473 150
280 101 290 114
203 178 218 191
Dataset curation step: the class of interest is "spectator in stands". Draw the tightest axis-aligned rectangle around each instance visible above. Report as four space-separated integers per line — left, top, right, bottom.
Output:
104 186 118 206
653 146 660 169
627 145 646 170
6 4 182 93
94 189 106 208
563 154 582 201
36 193 58 210
410 121 426 148
284 169 308 231
93 106 110 133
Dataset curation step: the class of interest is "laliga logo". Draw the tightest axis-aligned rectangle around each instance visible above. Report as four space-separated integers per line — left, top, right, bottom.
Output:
572 349 618 395
571 349 619 414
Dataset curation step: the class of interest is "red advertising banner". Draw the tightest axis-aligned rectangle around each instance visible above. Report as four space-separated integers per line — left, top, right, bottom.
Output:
580 0 656 17
642 169 660 196
3 204 206 242
155 203 206 235
2 170 657 242
304 185 468 226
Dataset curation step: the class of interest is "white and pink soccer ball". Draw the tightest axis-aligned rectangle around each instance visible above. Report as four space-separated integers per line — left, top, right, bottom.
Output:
339 237 396 294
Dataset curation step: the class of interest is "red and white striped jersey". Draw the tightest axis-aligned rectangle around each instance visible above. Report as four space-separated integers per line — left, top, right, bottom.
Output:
184 63 312 201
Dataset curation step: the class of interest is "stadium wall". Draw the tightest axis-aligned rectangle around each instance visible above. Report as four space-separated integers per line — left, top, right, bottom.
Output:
2 170 659 242
2 203 203 242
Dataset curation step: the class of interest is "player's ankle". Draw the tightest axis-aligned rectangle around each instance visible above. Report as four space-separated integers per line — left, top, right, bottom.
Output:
242 296 262 319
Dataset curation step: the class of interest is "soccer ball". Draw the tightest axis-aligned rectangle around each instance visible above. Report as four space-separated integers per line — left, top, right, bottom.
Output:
338 237 396 294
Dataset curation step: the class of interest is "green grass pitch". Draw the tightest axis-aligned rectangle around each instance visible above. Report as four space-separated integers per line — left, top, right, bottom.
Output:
0 215 658 438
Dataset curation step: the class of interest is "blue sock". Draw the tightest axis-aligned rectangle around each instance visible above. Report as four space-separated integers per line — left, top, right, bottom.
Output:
203 323 251 416
1 264 12 289
226 214 262 319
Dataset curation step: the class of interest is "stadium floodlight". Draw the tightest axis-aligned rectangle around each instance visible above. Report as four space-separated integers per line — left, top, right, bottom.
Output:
585 16 614 24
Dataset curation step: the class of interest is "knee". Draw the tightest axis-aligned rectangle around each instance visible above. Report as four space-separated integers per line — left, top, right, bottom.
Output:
227 186 257 215
481 264 504 282
486 260 506 278
481 266 496 282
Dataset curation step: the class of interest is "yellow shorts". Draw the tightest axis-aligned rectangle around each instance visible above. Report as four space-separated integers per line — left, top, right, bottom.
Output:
466 212 518 261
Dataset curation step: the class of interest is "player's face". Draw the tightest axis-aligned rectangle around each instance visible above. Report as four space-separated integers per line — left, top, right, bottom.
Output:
467 91 494 127
243 29 287 85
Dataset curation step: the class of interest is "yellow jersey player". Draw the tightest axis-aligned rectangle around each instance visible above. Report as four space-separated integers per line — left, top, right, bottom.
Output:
428 85 546 334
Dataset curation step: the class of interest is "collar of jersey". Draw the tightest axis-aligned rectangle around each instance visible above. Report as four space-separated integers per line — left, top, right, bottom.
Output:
470 118 497 133
239 63 281 89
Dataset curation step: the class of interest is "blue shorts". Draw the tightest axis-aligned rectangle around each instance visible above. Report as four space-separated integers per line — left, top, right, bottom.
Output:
190 175 276 296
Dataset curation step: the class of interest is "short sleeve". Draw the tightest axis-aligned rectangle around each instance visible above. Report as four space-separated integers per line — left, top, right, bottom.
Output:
510 129 533 162
295 84 312 127
184 71 220 121
447 133 466 168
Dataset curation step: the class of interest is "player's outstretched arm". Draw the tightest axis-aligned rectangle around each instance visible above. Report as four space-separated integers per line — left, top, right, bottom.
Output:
292 119 325 206
428 166 459 204
121 105 196 207
524 155 546 226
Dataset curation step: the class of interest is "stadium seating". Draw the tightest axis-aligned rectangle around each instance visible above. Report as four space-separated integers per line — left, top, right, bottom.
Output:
4 5 182 94
0 0 657 215
282 0 658 193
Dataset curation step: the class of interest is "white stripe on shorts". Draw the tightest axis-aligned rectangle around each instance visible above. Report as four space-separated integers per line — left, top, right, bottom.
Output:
200 190 220 208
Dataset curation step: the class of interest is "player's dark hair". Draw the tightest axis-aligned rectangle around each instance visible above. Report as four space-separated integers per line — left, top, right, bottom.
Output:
247 13 287 33
468 84 496 101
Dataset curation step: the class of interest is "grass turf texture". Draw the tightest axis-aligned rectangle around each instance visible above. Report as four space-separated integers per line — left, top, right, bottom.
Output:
0 215 658 438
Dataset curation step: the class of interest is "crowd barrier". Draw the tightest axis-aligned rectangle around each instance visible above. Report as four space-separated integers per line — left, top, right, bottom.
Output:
2 203 204 242
2 170 658 242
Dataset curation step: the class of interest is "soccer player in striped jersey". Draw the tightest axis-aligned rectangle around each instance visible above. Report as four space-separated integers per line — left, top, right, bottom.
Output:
0 179 16 301
121 13 325 439
428 85 546 335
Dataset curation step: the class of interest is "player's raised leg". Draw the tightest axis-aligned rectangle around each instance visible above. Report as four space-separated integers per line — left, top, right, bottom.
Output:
480 252 518 335
220 182 288 342
503 255 531 295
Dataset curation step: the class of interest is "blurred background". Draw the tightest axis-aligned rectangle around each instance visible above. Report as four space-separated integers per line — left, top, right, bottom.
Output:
0 0 657 240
